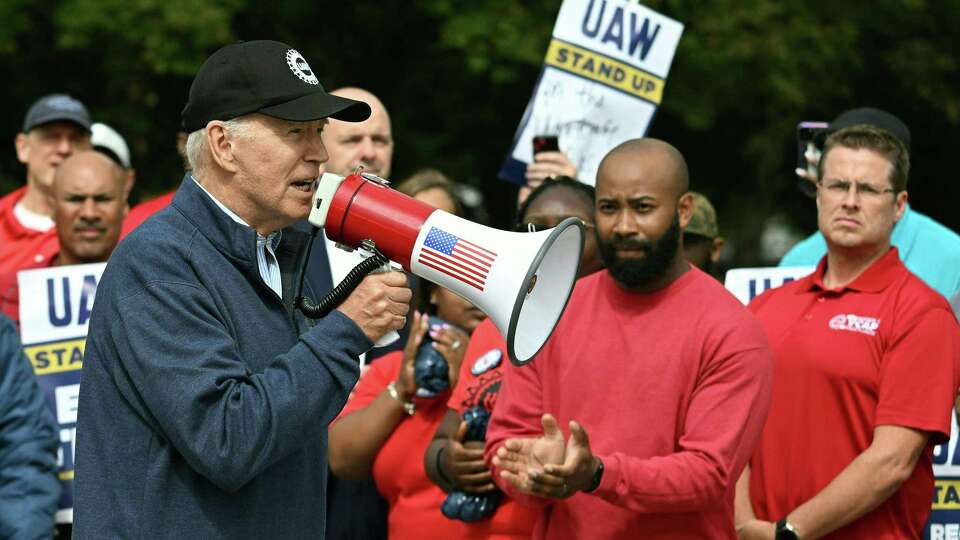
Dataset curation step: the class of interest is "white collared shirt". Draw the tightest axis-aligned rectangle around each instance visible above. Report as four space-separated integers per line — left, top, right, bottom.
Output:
192 177 283 297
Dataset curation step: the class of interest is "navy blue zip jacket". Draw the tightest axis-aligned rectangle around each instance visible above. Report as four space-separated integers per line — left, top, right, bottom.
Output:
0 314 59 539
73 177 367 539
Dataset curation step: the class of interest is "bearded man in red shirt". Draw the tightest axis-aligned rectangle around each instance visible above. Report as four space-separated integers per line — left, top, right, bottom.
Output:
486 138 774 539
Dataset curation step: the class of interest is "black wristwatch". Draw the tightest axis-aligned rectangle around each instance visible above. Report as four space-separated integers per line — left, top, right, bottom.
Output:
584 457 604 492
775 518 800 540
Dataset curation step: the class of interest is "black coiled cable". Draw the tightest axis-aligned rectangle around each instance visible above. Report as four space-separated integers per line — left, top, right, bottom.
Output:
296 227 390 319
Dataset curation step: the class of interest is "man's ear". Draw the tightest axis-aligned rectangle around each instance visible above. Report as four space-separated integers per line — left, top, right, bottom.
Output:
15 133 29 165
123 169 135 200
711 237 725 263
893 190 908 223
677 192 694 229
206 122 240 173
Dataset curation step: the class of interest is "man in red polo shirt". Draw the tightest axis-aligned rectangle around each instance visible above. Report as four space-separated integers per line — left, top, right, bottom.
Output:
736 125 960 539
0 94 92 322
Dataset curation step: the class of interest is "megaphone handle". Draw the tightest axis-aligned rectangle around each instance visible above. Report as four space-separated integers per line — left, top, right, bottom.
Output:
296 231 390 319
367 255 402 348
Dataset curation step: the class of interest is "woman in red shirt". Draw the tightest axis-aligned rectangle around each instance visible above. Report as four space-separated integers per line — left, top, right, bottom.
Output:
328 171 487 539
424 176 602 539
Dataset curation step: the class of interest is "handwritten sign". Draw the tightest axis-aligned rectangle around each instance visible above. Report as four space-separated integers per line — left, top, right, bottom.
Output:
499 0 684 186
18 262 106 524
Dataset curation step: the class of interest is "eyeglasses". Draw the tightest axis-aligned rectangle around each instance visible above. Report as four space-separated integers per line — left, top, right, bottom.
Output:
513 220 596 233
819 180 896 199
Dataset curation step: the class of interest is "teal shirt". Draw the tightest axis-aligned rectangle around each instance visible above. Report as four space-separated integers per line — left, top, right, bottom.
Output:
779 205 960 300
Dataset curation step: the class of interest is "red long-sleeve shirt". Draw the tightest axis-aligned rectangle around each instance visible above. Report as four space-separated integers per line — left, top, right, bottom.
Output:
486 268 773 539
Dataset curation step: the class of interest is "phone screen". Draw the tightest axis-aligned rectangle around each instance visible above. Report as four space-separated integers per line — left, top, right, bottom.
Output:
533 135 559 154
796 121 828 177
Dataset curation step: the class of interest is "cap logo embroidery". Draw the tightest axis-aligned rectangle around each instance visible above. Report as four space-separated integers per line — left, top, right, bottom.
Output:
285 49 319 85
828 313 880 336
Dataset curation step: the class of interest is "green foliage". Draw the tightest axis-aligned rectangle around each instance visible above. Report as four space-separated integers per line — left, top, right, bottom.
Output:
1 0 958 265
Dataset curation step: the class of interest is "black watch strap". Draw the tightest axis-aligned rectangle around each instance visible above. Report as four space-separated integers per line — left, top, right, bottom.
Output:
584 458 604 492
775 518 800 540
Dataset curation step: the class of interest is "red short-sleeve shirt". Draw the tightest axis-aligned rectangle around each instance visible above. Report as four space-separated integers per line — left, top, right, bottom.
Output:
748 248 960 539
335 351 468 540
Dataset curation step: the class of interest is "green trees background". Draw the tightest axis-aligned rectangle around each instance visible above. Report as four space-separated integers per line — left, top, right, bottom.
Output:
2 0 957 265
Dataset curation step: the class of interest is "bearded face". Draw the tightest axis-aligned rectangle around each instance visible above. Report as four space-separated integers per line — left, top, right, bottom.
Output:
596 212 680 289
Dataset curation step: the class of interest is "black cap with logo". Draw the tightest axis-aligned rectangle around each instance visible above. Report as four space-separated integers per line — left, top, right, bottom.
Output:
181 40 370 132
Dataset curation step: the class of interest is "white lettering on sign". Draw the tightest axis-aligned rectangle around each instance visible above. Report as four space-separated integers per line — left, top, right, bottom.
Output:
930 523 960 540
55 384 80 424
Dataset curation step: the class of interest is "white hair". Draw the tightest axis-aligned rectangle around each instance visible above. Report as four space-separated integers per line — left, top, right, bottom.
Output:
185 117 254 174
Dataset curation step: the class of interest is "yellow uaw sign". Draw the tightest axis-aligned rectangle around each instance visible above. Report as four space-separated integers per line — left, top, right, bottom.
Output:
933 479 960 510
24 338 85 375
546 39 665 104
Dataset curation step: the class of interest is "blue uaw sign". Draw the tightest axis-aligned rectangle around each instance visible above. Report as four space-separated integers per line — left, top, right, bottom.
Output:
18 262 106 524
499 0 684 185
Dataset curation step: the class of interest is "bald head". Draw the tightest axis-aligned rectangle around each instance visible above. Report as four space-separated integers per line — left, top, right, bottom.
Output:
54 151 125 191
597 138 689 200
594 138 694 291
323 87 394 177
51 151 129 266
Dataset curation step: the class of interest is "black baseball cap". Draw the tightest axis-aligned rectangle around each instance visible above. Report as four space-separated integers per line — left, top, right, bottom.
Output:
820 107 911 152
181 40 370 132
23 94 92 133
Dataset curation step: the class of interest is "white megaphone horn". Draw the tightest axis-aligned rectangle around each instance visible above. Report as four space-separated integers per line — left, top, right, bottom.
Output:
305 172 583 366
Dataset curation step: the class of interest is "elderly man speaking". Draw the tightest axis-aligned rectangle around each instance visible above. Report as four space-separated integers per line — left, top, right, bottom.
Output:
73 41 411 538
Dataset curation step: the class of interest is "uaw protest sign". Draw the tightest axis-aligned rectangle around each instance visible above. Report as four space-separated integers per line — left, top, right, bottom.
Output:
499 0 684 186
18 262 106 524
930 414 960 539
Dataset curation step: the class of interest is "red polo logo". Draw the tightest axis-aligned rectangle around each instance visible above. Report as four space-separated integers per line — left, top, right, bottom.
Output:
828 313 880 336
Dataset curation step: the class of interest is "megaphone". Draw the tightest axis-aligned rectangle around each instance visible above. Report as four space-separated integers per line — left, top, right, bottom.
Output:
305 172 583 366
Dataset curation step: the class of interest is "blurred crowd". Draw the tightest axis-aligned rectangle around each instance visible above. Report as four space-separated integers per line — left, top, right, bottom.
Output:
2 38 960 540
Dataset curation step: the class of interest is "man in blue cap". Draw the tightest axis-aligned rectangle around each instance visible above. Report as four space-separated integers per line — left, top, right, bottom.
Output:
1 94 92 324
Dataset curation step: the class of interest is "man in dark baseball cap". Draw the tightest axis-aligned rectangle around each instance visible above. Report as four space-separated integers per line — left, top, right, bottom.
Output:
0 94 93 324
781 106 960 301
682 191 725 277
181 40 369 131
74 40 410 539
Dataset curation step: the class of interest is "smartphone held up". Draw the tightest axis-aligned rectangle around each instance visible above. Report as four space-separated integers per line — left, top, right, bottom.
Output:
796 121 828 195
532 135 559 155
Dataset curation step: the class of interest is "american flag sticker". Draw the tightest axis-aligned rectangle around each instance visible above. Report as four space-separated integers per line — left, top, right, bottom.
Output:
418 227 498 291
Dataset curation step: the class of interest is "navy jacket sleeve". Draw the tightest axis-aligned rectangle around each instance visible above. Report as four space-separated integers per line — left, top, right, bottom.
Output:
0 315 59 539
106 281 365 493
